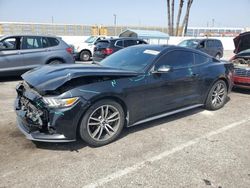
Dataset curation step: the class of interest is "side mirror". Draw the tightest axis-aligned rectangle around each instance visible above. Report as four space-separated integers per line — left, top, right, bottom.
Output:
152 65 172 74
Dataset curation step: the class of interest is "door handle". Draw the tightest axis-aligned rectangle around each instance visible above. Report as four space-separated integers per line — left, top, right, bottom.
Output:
191 73 199 77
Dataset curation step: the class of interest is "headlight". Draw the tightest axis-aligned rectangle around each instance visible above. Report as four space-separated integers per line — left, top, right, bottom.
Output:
43 97 79 108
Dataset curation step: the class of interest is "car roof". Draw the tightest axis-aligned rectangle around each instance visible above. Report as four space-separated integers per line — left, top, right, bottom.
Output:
97 37 146 43
1 34 60 38
117 44 211 56
184 38 221 42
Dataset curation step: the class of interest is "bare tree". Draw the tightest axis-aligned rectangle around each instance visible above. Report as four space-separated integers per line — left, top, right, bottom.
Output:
175 0 184 36
171 0 175 35
181 0 194 36
167 0 171 35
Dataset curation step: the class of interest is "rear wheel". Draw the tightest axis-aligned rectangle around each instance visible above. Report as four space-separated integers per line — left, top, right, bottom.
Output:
205 80 227 110
49 60 63 64
79 100 125 146
80 50 91 61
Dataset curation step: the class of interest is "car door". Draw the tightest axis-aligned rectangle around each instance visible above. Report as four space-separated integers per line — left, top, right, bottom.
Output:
143 50 201 117
19 36 48 69
0 36 24 74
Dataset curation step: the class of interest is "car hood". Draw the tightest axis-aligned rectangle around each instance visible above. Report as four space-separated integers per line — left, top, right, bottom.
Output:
22 64 139 92
233 32 250 54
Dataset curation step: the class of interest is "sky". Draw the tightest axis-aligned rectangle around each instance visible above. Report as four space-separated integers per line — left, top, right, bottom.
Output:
0 0 250 28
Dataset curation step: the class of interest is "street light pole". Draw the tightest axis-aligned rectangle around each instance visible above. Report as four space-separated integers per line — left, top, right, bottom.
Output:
113 14 117 36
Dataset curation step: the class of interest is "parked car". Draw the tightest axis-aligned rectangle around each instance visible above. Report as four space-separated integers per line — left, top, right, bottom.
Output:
75 36 107 61
230 31 250 89
93 37 147 62
15 45 233 146
0 35 75 76
178 38 223 59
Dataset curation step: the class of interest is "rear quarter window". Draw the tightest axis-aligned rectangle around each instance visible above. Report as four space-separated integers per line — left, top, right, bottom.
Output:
194 53 211 65
47 37 59 47
96 41 110 48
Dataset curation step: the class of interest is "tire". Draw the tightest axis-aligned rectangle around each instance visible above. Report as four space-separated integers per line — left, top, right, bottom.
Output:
215 53 221 59
205 80 228 110
49 60 63 64
79 99 125 146
80 50 91 61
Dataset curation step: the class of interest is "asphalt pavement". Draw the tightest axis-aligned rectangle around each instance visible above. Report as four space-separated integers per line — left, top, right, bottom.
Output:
0 78 249 188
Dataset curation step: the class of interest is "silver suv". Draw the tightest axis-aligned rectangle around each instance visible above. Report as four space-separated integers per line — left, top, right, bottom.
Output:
0 35 75 76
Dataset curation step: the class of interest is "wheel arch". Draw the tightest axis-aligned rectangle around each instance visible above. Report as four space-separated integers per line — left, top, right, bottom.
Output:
46 57 65 64
204 76 229 104
80 49 92 57
75 95 129 139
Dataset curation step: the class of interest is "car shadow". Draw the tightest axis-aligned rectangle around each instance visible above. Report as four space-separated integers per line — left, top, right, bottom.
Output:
121 107 205 139
34 107 206 151
33 140 87 152
0 76 22 82
232 87 250 94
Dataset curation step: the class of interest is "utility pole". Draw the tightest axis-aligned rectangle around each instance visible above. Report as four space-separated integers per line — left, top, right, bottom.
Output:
51 16 54 24
113 14 117 36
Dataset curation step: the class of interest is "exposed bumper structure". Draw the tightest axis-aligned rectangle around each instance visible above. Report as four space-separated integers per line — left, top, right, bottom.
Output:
15 83 88 142
16 116 75 142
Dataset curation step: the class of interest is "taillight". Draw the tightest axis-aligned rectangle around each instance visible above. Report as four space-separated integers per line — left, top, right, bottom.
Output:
66 47 73 54
102 48 113 55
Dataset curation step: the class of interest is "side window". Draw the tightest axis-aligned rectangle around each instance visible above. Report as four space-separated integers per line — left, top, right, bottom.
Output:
47 37 59 47
215 40 222 47
200 40 205 48
115 40 123 47
194 53 210 65
42 37 49 48
22 36 43 49
207 40 214 48
156 50 194 69
124 40 137 47
0 37 18 50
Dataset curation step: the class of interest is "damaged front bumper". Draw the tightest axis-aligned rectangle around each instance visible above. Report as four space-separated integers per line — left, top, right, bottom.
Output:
15 83 89 142
16 114 74 142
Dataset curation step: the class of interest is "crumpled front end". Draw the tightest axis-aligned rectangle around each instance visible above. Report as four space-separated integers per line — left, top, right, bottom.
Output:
15 82 87 142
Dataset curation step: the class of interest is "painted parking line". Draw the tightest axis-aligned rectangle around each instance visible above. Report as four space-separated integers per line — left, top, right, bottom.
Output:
0 110 14 115
83 118 250 188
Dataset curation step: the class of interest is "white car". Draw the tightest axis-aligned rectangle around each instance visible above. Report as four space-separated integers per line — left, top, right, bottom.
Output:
75 36 107 61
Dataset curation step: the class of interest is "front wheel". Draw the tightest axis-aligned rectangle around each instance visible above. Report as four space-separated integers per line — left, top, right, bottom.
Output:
79 100 125 146
80 51 91 61
205 80 228 110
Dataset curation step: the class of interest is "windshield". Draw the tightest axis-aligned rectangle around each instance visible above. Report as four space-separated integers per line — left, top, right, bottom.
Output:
84 36 97 44
178 40 199 48
99 46 161 72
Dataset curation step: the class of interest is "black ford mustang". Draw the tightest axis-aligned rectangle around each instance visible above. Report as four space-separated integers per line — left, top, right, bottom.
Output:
15 45 233 146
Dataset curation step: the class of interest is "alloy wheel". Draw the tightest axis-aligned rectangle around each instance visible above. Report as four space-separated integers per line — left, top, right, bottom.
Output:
87 105 121 141
211 82 226 107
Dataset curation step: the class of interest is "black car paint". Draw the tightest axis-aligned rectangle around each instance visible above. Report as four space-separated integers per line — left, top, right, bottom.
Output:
15 45 233 142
